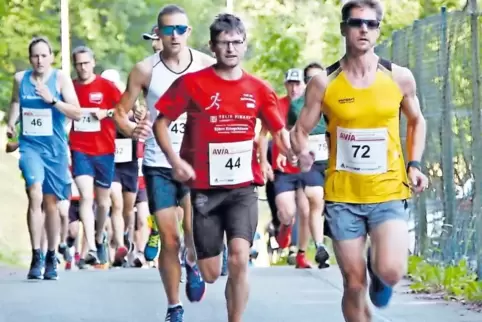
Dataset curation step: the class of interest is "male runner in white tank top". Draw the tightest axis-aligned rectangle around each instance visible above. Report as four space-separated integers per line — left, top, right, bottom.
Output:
114 5 215 321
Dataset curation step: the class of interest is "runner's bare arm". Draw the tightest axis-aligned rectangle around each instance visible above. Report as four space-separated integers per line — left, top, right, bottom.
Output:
394 66 426 162
258 125 270 165
114 62 146 136
7 73 21 128
290 72 327 155
56 71 82 120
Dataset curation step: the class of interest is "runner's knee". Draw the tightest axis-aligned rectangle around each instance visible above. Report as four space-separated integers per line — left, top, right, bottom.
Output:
227 240 250 276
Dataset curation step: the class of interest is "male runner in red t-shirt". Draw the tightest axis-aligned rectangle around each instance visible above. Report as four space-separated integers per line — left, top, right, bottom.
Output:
70 46 122 266
154 13 291 322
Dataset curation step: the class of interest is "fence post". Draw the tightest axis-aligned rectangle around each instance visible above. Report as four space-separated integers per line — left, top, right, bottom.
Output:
439 6 456 261
468 0 482 278
412 19 429 256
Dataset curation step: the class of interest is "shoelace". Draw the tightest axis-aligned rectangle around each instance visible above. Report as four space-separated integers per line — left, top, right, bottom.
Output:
165 307 183 322
147 234 159 247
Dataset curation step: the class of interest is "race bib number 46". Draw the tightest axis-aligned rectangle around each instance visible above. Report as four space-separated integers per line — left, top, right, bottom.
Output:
74 108 101 132
169 113 187 145
22 108 53 136
115 138 133 163
209 140 254 186
336 127 388 175
309 134 328 161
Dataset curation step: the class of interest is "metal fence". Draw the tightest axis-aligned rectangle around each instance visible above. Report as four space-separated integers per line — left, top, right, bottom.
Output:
375 7 482 277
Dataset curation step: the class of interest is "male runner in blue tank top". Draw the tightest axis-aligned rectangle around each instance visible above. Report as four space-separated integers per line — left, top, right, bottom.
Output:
6 36 81 280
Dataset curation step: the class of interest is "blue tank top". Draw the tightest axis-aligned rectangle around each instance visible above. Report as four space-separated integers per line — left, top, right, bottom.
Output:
19 69 67 156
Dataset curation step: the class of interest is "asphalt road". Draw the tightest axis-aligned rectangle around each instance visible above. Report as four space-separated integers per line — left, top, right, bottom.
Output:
0 266 481 322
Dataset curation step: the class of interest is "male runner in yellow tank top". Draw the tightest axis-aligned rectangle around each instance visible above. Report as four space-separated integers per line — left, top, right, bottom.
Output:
290 1 428 321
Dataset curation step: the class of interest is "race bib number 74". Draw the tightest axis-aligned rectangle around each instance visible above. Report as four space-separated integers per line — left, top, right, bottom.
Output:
209 140 254 186
335 127 388 175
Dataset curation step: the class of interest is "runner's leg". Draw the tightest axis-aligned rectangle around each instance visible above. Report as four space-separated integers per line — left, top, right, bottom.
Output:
57 199 72 262
92 153 115 264
72 151 98 262
110 181 125 254
273 172 298 248
325 202 371 322
20 151 46 279
294 187 312 268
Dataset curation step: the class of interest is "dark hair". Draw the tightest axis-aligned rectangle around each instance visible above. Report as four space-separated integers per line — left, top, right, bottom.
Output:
209 13 246 43
341 0 384 22
28 36 53 57
157 4 186 27
72 46 94 63
303 62 324 80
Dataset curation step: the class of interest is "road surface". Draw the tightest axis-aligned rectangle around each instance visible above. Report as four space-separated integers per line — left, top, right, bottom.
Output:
0 266 481 322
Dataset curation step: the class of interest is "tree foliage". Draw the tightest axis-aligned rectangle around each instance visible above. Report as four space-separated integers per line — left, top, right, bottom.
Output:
0 0 472 110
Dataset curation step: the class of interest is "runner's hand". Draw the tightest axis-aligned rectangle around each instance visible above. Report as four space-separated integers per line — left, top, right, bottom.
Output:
91 109 108 120
134 106 146 122
261 161 274 182
276 154 287 172
297 149 314 172
35 83 54 104
408 167 428 193
172 158 196 182
6 124 16 139
132 111 151 141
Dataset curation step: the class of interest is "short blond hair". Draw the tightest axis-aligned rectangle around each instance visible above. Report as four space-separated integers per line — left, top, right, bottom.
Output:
341 0 384 22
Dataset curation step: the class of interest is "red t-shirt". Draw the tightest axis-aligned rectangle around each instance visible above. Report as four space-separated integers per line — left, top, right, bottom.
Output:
155 67 285 190
272 96 299 174
137 142 146 190
70 76 121 155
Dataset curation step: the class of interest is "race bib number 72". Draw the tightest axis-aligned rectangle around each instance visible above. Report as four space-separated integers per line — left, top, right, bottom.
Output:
209 140 254 186
335 127 388 175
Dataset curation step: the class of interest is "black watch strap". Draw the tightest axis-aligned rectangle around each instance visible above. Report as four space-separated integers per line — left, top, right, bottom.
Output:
50 98 58 105
407 160 422 171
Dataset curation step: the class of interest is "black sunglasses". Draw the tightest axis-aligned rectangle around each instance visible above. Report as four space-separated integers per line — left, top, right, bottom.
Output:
343 18 380 29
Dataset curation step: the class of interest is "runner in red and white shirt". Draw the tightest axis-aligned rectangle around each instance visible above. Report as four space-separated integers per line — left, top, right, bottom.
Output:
70 46 122 266
154 13 291 321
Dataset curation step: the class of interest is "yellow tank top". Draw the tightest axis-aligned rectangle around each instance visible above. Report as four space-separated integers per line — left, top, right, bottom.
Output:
322 58 410 203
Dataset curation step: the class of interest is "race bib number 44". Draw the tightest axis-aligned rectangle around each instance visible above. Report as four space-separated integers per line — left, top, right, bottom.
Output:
209 140 254 186
115 138 133 163
309 134 328 161
169 113 187 145
22 108 53 136
74 108 101 132
336 127 388 175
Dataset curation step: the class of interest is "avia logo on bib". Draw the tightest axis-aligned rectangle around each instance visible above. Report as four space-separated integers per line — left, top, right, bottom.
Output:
339 132 356 141
212 148 229 155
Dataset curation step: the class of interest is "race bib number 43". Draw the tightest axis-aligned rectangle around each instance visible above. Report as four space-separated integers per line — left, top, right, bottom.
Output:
336 127 388 175
169 113 186 145
74 108 101 132
209 140 254 186
22 108 53 136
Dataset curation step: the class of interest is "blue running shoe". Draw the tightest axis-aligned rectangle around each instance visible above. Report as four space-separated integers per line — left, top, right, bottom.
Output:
27 249 43 280
367 247 393 308
96 242 108 265
184 255 206 302
44 250 58 280
221 243 228 276
144 231 160 261
165 305 184 322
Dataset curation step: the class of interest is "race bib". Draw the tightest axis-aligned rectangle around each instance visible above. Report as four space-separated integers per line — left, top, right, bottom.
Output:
22 108 53 136
209 140 254 186
336 127 388 175
115 138 133 163
169 113 187 145
73 108 101 132
309 134 328 161
138 158 143 177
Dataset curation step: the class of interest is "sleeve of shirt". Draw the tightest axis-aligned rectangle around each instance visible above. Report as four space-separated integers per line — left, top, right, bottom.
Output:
155 76 190 121
258 86 285 133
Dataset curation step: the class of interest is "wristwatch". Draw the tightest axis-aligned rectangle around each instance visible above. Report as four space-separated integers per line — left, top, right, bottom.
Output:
107 109 114 118
50 97 58 105
407 160 422 172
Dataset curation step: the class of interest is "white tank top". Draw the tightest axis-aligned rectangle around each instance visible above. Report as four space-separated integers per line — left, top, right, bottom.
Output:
143 49 207 168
